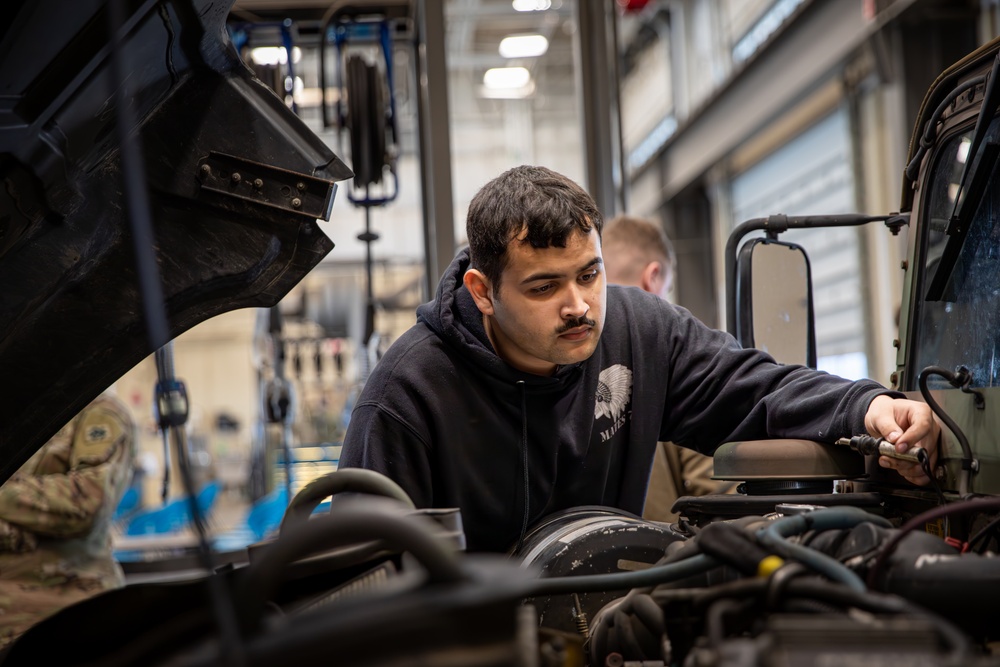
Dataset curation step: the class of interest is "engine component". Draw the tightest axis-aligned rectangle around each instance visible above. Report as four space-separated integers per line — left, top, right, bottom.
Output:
511 506 686 635
673 492 884 526
687 614 948 667
712 440 865 495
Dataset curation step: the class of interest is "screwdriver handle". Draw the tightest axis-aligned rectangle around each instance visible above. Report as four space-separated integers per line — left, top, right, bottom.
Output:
876 440 926 463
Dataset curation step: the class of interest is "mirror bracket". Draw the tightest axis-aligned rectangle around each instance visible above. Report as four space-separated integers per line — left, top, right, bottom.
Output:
884 212 910 236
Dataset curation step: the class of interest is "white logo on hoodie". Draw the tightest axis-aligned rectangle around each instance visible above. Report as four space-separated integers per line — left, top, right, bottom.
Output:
596 364 632 442
595 363 632 419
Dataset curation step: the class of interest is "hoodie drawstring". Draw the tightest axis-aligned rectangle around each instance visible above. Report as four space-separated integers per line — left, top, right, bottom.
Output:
515 380 530 553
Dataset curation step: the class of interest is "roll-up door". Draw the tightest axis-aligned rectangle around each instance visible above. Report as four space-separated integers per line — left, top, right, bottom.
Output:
730 110 868 379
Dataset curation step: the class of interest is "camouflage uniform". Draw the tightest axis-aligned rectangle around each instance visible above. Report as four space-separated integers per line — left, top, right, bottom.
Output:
0 393 135 648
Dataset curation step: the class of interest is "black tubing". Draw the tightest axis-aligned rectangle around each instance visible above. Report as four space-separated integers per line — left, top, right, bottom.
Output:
239 506 464 633
868 496 1000 589
279 469 415 535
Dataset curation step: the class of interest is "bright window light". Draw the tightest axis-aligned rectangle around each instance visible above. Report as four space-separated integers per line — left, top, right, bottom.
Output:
949 182 960 203
483 66 531 89
499 34 549 58
513 0 551 11
732 0 805 64
957 137 971 164
249 46 302 66
250 47 282 66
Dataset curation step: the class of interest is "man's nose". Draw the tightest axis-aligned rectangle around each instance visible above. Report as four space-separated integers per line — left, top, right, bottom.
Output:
561 284 590 319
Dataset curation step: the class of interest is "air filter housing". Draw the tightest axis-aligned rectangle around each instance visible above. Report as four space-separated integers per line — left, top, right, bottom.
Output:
713 440 865 494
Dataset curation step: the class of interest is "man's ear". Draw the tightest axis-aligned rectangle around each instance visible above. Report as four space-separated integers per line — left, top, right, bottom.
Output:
464 269 495 316
639 261 661 294
641 260 671 299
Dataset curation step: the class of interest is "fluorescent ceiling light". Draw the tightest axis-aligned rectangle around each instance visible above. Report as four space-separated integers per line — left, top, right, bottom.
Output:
249 46 302 66
513 0 552 11
483 66 531 89
499 34 549 58
479 81 536 99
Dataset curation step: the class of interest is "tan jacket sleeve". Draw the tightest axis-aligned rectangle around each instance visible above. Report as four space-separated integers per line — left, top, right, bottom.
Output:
0 518 38 553
675 446 724 496
642 442 683 522
0 401 133 539
644 442 737 522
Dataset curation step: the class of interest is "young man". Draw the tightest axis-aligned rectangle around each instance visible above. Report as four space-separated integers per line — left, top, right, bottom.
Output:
601 214 732 522
341 165 938 553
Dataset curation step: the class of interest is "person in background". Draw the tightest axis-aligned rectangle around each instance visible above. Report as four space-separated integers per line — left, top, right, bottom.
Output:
0 391 135 648
341 164 939 553
602 214 734 522
600 214 676 301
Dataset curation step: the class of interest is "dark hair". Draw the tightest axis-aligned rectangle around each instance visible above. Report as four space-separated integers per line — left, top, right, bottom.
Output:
466 165 603 289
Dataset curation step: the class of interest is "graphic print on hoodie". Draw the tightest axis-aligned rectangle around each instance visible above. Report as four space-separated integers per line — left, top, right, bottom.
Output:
595 364 633 443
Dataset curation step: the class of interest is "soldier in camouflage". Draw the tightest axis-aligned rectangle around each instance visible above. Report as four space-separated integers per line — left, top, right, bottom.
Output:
0 392 136 648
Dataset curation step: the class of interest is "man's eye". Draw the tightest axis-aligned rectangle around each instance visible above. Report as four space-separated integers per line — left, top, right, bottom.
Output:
532 283 554 294
580 270 598 283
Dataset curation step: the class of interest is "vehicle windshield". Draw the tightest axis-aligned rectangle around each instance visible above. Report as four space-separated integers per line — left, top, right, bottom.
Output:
912 120 1000 389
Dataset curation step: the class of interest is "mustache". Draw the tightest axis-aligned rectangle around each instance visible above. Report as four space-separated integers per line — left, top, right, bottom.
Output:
556 316 597 334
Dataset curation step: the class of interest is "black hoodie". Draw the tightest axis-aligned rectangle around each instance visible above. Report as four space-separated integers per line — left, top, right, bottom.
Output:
340 248 893 553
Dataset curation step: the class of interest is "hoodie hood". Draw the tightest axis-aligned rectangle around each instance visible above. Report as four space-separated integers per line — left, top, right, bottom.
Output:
416 248 580 388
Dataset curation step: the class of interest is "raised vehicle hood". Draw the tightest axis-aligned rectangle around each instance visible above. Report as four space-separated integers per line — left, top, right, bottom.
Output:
0 0 352 482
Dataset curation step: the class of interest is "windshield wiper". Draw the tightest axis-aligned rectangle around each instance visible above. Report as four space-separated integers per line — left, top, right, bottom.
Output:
926 53 1000 301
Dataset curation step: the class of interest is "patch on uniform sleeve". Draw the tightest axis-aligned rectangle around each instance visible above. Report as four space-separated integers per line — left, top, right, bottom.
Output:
70 408 126 467
85 425 110 442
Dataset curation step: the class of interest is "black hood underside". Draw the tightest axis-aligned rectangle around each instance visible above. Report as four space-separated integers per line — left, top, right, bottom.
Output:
0 0 353 482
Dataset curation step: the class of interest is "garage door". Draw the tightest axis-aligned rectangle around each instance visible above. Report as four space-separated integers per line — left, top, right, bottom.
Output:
730 110 868 379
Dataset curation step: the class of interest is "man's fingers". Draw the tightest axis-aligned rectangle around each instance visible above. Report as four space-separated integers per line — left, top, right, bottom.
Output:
865 395 899 438
897 411 940 464
879 456 931 485
893 403 935 446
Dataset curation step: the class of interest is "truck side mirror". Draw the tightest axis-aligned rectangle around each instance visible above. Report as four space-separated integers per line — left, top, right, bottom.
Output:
735 238 817 368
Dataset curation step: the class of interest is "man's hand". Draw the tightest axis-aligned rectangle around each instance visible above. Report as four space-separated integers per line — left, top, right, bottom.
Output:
864 395 940 485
